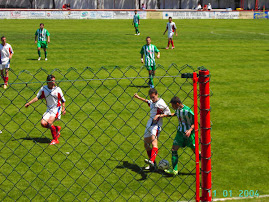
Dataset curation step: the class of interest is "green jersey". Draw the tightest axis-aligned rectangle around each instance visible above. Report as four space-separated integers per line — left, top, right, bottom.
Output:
35 28 50 42
133 14 140 24
140 44 160 67
175 105 194 133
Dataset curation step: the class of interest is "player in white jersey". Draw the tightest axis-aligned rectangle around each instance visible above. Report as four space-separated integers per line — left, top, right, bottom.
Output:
25 75 66 145
163 17 177 49
0 36 14 89
134 88 171 170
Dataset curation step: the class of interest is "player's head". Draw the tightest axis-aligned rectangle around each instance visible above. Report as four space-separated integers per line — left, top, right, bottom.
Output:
1 36 6 44
135 10 137 14
149 88 158 102
40 23 44 29
170 96 182 110
169 17 172 22
146 36 151 45
47 74 56 87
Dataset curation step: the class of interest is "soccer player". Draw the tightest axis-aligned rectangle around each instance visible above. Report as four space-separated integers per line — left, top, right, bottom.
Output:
25 75 66 145
0 36 14 89
153 96 198 175
134 88 171 170
35 23 50 61
163 17 177 49
133 10 140 35
140 37 160 88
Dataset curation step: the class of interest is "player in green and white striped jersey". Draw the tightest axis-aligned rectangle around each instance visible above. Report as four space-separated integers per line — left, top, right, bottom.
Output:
140 37 160 88
132 10 140 35
153 96 198 175
35 23 50 61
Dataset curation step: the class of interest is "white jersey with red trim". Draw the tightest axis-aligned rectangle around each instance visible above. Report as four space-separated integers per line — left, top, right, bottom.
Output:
0 43 13 64
37 85 66 110
166 22 177 33
146 98 171 127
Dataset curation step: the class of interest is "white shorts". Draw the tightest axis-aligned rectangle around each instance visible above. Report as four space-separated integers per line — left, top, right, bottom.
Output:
0 60 10 70
42 107 62 121
144 124 162 138
168 32 174 39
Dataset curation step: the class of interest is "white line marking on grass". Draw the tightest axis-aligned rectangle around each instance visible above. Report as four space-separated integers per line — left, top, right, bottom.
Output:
213 194 269 201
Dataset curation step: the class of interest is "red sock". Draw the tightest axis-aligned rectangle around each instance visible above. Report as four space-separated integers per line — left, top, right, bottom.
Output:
171 40 174 47
150 147 158 163
147 150 152 159
168 41 171 47
50 125 57 139
5 77 8 84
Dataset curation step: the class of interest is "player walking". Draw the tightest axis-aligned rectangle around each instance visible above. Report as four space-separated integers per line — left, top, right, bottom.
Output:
154 96 199 175
163 17 177 49
134 88 171 170
140 37 160 88
0 36 14 89
35 23 50 61
133 10 140 35
25 75 66 145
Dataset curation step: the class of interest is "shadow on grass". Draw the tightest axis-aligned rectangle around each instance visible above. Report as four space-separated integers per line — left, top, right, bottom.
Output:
116 161 147 181
26 58 39 61
17 136 51 144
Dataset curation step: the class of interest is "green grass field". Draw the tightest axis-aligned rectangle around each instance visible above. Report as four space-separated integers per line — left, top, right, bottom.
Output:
0 19 269 201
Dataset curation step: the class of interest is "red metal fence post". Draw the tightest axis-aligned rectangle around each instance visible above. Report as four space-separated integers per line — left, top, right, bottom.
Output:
198 69 212 202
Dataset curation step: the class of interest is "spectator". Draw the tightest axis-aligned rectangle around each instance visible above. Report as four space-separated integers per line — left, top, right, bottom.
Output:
208 3 212 11
66 4 70 10
203 4 208 11
62 4 67 10
141 3 146 10
196 3 202 10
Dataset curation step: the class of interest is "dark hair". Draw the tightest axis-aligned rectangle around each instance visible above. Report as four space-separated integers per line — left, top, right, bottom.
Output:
1 36 5 40
169 17 172 19
47 74 55 81
40 23 44 26
146 36 151 40
170 96 182 104
149 88 157 95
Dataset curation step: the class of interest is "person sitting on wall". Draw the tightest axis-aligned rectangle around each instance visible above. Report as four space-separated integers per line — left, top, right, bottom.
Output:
208 3 212 11
141 3 146 10
202 4 208 11
62 4 67 10
196 3 202 10
66 4 70 10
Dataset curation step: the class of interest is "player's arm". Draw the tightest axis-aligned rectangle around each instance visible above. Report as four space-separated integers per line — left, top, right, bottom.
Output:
157 51 160 59
153 113 175 121
140 53 144 63
9 49 14 59
62 102 66 115
35 35 37 43
25 97 39 108
163 25 168 35
47 35 50 43
185 124 194 138
174 25 178 36
134 93 148 103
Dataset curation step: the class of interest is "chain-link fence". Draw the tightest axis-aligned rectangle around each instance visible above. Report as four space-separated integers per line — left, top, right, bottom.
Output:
0 64 199 201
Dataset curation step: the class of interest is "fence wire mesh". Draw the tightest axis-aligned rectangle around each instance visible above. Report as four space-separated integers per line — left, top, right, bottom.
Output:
0 64 199 201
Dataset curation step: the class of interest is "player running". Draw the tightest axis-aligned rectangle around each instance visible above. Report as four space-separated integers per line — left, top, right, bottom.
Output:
163 17 177 49
25 75 66 145
35 23 50 61
133 10 140 35
154 96 200 175
0 36 14 89
134 88 171 170
140 36 160 88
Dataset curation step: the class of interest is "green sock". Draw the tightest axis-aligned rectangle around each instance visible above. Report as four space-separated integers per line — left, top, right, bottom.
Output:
45 51 47 58
38 50 41 57
172 151 178 171
149 74 154 86
137 28 140 33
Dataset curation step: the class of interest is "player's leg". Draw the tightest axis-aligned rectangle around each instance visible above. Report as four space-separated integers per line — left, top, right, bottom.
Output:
4 67 9 88
137 24 140 35
171 36 175 49
1 68 5 84
43 47 47 60
37 41 41 60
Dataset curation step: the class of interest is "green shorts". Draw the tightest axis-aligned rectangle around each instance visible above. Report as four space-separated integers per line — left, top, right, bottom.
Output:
173 130 195 150
37 41 48 49
146 65 156 71
134 23 139 28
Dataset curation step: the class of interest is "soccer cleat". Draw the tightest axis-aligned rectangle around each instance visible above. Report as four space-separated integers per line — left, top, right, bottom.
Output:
172 46 175 49
49 139 59 145
164 168 178 176
165 47 169 49
135 34 137 35
144 161 157 170
150 84 154 89
144 159 155 167
45 58 48 61
38 57 41 61
56 126 61 139
137 33 140 35
3 84 7 89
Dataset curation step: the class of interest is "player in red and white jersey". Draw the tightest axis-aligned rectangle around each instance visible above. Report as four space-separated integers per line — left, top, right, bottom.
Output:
163 17 178 49
0 36 14 89
25 75 66 145
134 88 171 170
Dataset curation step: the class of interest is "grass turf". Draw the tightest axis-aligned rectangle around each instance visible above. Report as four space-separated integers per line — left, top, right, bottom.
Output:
0 19 268 201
